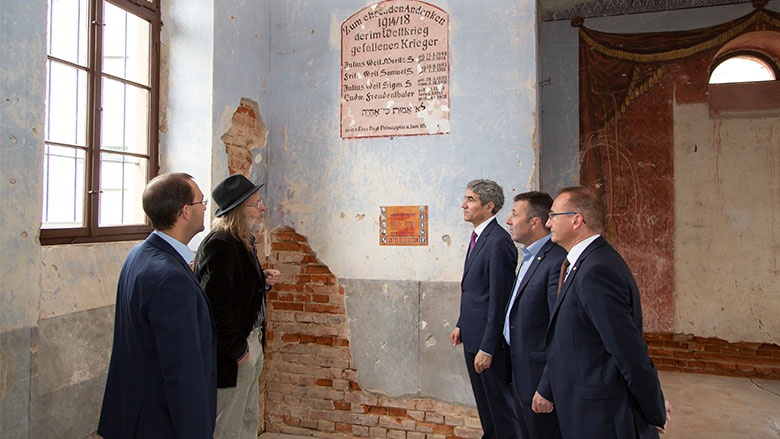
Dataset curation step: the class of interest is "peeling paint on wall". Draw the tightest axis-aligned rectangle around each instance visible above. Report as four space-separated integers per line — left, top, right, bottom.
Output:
39 242 136 319
221 98 268 177
268 1 539 282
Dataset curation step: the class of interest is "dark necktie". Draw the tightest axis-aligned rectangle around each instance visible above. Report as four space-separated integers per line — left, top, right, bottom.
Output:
557 258 570 297
467 231 477 258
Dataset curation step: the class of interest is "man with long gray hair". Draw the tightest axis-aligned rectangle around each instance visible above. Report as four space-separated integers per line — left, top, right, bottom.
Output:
194 174 280 439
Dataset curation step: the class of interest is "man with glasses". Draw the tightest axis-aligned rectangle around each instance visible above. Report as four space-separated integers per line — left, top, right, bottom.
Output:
503 191 565 438
534 186 671 438
99 173 217 439
194 174 280 439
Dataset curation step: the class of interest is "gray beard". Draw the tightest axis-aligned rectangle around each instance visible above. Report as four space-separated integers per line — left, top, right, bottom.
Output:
246 217 263 234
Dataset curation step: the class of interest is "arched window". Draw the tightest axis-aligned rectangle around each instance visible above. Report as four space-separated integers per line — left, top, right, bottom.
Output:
709 52 777 84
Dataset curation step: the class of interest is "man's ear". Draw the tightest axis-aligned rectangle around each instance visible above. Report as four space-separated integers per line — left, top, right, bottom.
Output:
572 214 585 229
179 205 191 222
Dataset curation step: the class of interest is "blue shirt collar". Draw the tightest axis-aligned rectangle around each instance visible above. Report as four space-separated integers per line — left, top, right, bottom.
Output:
153 229 195 264
522 233 551 260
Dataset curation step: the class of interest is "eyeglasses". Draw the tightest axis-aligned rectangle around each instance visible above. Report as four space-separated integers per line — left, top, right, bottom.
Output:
178 198 207 217
245 201 263 209
547 211 578 221
187 198 208 207
547 211 587 224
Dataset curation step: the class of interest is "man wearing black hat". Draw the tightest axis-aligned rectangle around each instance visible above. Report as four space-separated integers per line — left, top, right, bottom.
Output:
194 174 280 439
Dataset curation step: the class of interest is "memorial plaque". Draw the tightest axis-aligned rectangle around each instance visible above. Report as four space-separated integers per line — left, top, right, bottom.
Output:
380 205 428 246
341 1 450 139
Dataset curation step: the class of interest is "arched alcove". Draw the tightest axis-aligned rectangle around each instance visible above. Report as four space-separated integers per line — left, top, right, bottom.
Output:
709 30 780 115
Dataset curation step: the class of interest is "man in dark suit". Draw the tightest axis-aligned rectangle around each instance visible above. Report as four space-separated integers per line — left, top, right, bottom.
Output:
194 174 280 439
503 192 565 439
98 173 217 439
534 186 671 439
451 179 522 438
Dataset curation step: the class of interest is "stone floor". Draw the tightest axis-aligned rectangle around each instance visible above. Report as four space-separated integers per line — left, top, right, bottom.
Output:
258 370 780 438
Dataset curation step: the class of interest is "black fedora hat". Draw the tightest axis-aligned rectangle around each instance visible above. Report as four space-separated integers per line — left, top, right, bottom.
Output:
212 174 264 217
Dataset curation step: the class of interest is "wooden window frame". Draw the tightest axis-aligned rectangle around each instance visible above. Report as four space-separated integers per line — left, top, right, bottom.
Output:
41 0 161 245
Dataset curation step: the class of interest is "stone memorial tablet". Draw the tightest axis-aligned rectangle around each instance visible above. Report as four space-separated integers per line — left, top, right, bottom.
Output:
341 1 450 138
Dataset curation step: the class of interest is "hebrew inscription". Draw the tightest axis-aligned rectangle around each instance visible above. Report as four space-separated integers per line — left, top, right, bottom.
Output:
341 1 450 139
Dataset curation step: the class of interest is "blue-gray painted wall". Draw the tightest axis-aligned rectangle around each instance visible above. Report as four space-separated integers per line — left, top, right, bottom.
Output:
265 1 539 282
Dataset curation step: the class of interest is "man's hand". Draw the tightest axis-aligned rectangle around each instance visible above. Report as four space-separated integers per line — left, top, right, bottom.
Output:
263 268 281 286
657 400 673 434
532 391 554 413
237 350 249 366
474 351 492 374
450 327 461 346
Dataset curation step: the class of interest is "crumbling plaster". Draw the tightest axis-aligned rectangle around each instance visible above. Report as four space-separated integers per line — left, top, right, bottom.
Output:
267 0 539 282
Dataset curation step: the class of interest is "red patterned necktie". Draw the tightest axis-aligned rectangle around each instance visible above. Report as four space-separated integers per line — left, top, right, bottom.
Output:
468 231 477 257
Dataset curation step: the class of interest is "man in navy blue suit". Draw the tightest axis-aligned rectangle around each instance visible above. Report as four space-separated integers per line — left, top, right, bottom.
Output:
503 192 565 438
98 173 217 439
451 179 522 438
534 186 671 439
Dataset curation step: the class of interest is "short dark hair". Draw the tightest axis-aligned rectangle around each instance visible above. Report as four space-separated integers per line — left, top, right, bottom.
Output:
142 173 195 231
467 179 505 214
514 191 553 229
558 186 605 232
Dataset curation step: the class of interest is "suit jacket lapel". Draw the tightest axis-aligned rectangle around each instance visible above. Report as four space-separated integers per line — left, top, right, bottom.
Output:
247 236 265 278
549 236 606 318
463 218 496 277
147 233 202 286
507 239 553 315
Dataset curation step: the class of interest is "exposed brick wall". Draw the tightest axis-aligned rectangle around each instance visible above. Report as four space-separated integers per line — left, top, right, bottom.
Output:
258 226 780 437
221 98 268 177
260 226 484 438
646 333 780 380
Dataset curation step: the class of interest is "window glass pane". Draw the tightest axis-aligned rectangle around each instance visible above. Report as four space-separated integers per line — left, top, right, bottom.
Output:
103 2 150 86
45 61 88 146
42 144 86 228
710 56 776 84
48 0 89 66
99 152 148 226
101 78 150 155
